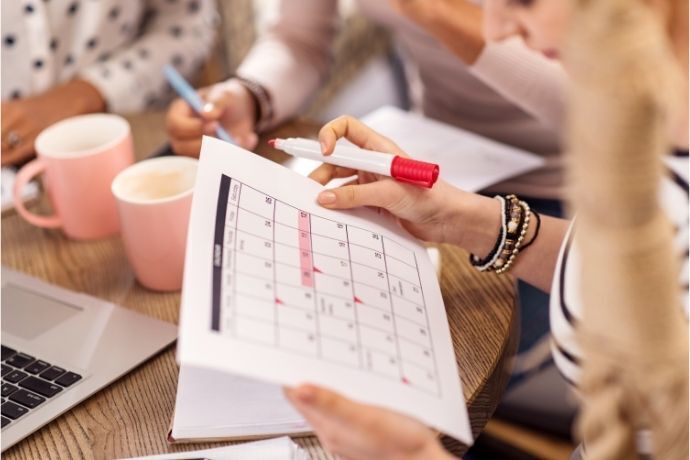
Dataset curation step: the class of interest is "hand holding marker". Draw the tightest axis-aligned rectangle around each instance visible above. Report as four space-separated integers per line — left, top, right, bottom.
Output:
269 138 440 188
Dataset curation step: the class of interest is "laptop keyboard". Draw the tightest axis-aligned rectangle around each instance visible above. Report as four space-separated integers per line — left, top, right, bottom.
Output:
1 345 82 429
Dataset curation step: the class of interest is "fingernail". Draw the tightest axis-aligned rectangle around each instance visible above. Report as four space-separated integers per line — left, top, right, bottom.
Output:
284 387 296 399
202 102 214 113
318 191 336 205
294 385 316 404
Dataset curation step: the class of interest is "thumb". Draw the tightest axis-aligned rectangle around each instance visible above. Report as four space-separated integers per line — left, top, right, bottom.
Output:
234 131 258 150
316 181 398 211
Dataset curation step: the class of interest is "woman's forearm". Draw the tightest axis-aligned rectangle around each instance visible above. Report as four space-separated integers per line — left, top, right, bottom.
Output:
428 1 485 65
444 191 569 292
396 0 485 64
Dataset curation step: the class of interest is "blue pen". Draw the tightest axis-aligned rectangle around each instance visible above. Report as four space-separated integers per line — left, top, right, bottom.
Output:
163 65 235 144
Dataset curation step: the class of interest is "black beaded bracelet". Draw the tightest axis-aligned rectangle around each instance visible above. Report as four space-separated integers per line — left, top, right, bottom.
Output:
470 194 534 274
519 211 541 251
494 200 531 274
470 196 508 270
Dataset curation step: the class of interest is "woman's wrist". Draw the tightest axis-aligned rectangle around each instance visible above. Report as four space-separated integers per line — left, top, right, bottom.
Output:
441 190 502 257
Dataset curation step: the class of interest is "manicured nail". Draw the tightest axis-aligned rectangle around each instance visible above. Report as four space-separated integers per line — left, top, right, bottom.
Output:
202 102 214 113
318 191 336 205
294 385 316 404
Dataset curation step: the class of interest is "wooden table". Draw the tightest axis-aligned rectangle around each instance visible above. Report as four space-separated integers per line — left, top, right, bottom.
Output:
2 112 517 459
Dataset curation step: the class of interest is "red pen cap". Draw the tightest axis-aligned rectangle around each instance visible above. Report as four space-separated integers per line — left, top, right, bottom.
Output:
390 156 440 188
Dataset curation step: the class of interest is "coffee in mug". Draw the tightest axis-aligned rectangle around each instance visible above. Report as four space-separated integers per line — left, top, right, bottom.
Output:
112 156 198 291
13 114 134 240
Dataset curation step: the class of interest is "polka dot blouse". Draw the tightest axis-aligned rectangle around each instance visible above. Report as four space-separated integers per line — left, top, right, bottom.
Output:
1 0 216 113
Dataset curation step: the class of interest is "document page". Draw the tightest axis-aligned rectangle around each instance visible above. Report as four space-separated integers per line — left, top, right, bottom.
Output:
179 136 472 444
362 106 546 192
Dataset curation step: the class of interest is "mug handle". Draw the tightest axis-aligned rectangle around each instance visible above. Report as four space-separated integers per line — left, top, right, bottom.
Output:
13 158 62 228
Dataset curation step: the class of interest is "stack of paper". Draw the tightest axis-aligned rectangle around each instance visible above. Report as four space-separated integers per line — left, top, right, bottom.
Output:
170 366 309 441
120 436 307 460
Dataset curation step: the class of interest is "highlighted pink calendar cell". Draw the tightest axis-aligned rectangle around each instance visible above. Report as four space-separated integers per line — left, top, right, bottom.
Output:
298 211 314 288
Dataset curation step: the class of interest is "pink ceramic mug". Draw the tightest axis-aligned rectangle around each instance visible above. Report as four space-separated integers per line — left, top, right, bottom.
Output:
111 156 198 292
13 114 134 240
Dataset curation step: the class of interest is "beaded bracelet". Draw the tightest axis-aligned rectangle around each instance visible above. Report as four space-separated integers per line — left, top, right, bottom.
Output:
470 196 508 271
495 200 531 274
520 211 541 251
492 196 527 272
470 194 533 274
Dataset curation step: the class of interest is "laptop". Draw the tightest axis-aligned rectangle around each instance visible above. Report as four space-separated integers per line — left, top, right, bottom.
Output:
1 268 177 451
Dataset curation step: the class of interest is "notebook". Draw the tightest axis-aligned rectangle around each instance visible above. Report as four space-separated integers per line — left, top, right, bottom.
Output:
169 366 310 443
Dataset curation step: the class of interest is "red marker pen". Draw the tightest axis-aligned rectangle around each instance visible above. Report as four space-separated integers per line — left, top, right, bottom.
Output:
269 138 440 188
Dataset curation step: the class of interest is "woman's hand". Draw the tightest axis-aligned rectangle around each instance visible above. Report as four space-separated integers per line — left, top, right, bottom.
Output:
166 79 258 157
285 384 453 460
310 115 477 245
1 79 106 166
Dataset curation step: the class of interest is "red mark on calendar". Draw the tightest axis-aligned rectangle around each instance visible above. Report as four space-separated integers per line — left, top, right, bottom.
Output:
298 211 313 287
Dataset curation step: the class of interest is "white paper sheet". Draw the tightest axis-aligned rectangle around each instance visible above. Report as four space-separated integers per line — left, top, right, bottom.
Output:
362 106 545 192
283 107 544 193
178 136 472 444
119 436 307 460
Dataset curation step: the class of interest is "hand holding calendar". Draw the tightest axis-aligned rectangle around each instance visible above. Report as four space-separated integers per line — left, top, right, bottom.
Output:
178 137 472 444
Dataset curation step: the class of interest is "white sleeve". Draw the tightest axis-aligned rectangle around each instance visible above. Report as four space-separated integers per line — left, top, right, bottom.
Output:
79 0 216 113
236 0 339 128
470 37 567 131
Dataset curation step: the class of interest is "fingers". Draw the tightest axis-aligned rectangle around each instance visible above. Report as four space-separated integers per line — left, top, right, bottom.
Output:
1 104 22 139
166 98 206 139
286 384 364 423
231 130 259 150
284 384 434 460
285 385 357 456
200 98 227 122
1 113 37 166
316 180 401 211
1 142 35 166
318 115 406 157
308 163 357 185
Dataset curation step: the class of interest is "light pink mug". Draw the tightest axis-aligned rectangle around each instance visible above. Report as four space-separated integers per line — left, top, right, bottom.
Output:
13 114 134 240
111 156 198 292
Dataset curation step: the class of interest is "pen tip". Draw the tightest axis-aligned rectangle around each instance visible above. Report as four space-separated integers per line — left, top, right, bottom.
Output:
268 139 276 148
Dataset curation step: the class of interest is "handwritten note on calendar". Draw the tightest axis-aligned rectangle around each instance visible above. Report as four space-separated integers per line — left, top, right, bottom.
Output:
179 136 473 444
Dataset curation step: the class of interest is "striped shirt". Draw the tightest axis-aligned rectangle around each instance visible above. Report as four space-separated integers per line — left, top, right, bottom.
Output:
550 150 689 386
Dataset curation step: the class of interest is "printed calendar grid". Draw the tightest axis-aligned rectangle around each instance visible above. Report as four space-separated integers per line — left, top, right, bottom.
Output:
212 175 442 396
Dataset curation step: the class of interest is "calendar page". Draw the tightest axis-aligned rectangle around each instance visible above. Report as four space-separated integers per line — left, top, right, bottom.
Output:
179 137 472 444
